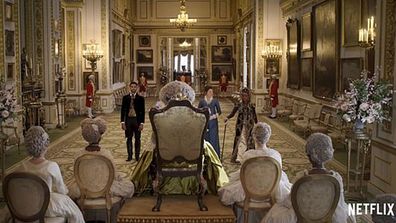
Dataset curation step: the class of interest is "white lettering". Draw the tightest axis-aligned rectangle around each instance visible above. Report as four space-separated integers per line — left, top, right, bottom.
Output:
356 203 363 215
386 204 395 216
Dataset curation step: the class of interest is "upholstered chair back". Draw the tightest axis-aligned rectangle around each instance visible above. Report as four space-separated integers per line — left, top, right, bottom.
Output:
240 156 281 202
149 99 210 212
3 172 60 223
291 174 341 223
151 99 209 162
74 154 115 199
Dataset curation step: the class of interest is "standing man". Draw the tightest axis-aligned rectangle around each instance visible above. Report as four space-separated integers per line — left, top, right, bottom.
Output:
121 81 145 161
268 75 279 119
86 74 95 118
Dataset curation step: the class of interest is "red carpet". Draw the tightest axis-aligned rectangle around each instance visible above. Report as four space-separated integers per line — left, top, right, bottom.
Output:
117 195 235 223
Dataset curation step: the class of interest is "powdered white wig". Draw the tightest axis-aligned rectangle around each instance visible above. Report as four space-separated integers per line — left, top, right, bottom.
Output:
159 81 195 104
25 126 50 158
88 74 95 81
371 194 396 223
252 122 272 146
81 118 107 144
305 133 334 164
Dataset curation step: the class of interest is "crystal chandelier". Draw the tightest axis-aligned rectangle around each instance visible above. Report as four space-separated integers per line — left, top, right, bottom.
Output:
170 0 197 32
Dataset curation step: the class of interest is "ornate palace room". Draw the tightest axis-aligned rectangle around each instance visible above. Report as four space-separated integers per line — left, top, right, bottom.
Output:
0 0 395 222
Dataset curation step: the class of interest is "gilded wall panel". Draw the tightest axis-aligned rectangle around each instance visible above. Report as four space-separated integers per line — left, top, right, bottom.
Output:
66 11 76 91
257 0 264 89
34 0 44 82
0 1 4 82
101 0 108 89
384 0 395 82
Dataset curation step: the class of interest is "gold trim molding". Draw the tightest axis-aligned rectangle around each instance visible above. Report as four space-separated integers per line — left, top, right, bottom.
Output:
384 0 395 82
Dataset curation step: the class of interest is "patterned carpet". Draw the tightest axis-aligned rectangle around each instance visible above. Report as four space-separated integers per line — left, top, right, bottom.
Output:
41 97 345 185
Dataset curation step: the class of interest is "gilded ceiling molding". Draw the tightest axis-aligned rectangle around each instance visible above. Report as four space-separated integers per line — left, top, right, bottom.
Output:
0 1 4 82
66 11 76 91
61 0 84 8
101 0 108 89
112 9 132 28
384 0 395 82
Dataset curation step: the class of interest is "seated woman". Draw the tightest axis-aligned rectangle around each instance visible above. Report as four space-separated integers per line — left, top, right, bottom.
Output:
218 122 291 223
69 118 134 199
131 81 229 195
263 133 356 223
17 126 84 223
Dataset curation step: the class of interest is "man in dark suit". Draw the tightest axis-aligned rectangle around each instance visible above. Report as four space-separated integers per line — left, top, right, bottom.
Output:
121 81 145 161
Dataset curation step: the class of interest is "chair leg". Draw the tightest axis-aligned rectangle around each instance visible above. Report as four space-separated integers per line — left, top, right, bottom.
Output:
106 208 111 223
197 175 208 211
152 194 162 212
243 209 249 223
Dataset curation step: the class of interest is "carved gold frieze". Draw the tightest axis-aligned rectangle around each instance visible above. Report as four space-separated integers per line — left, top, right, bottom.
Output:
66 10 76 91
384 0 395 82
34 0 44 83
257 0 264 89
14 0 21 100
0 1 4 82
101 0 108 90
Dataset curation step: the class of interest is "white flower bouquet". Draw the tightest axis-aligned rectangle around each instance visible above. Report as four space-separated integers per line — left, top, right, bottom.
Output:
336 70 393 124
0 82 18 125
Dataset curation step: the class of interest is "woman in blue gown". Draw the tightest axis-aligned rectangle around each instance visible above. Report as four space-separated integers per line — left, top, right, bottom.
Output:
198 85 222 157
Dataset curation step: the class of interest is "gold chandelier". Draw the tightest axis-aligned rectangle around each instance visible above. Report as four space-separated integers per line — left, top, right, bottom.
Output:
170 0 197 32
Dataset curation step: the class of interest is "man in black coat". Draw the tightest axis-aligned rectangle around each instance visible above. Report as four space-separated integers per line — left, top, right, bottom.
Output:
121 81 145 161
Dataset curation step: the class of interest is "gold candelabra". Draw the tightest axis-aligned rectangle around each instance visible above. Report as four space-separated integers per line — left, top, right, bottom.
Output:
82 40 104 75
358 16 375 71
170 0 197 32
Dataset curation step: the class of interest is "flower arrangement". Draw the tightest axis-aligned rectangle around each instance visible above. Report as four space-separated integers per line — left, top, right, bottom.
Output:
336 70 393 125
0 82 17 125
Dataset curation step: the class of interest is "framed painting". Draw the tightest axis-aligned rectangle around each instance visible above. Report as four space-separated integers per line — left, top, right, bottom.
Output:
314 0 337 99
5 2 12 21
212 46 233 63
343 0 361 47
5 30 15 57
82 72 99 91
6 63 14 81
301 58 312 90
301 12 311 51
217 35 227 45
286 18 300 89
137 66 154 81
139 35 151 47
211 64 233 82
341 58 363 91
136 49 153 63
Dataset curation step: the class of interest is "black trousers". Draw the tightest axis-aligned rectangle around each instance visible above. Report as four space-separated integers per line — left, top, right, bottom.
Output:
125 117 141 160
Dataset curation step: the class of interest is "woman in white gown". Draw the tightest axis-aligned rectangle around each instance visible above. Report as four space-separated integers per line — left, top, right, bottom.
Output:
69 118 134 199
218 122 292 223
17 126 84 223
263 133 356 223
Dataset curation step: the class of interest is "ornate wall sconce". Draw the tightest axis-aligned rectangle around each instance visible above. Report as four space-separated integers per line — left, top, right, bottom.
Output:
82 40 104 75
261 39 282 77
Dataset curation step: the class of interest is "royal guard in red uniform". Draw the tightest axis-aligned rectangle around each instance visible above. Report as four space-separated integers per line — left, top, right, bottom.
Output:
86 74 95 118
138 73 148 97
269 75 279 118
219 73 228 94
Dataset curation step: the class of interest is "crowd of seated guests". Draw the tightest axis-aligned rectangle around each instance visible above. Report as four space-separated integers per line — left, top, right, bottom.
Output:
5 81 396 223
